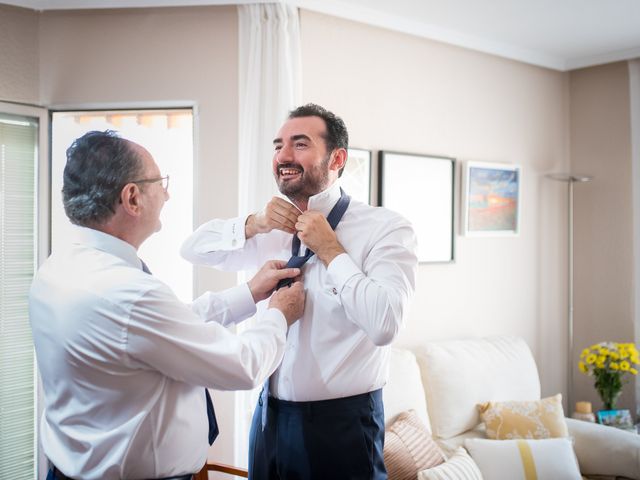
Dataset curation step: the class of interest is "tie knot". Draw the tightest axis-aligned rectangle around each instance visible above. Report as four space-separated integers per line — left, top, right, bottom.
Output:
275 189 350 291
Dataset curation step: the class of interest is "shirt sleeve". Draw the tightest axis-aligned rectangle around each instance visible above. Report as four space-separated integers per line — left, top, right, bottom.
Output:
324 217 418 346
189 283 256 326
180 216 259 270
125 282 287 391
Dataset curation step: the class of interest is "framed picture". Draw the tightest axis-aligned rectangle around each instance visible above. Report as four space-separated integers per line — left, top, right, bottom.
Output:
379 151 455 263
341 148 372 204
596 409 634 430
462 161 521 236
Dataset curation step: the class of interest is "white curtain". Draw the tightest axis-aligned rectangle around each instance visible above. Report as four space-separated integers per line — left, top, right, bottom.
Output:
235 3 302 467
238 2 302 215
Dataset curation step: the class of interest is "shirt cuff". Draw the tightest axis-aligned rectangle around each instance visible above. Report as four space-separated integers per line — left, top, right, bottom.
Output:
325 253 361 297
261 307 288 331
221 215 249 250
224 283 257 323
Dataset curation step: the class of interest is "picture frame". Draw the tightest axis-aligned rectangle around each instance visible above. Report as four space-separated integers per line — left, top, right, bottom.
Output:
462 161 521 236
341 148 372 204
379 151 455 263
596 409 634 430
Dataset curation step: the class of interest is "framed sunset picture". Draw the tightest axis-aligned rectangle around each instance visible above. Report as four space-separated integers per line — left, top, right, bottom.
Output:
462 161 521 236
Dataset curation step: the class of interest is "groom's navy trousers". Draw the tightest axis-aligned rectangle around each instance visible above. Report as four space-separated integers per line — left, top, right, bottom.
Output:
248 389 387 480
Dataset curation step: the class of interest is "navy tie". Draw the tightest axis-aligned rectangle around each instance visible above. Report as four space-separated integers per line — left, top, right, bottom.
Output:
261 189 351 429
140 260 152 274
140 259 219 445
275 188 351 290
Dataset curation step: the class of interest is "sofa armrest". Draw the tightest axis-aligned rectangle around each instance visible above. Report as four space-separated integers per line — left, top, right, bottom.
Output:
566 417 640 479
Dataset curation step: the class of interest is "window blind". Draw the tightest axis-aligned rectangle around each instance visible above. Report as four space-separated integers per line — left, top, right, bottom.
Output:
0 113 38 479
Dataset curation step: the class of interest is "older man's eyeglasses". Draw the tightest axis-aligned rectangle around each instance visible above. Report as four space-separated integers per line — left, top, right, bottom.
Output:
131 175 170 192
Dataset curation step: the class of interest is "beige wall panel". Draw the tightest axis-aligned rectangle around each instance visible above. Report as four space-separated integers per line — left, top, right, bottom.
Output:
570 62 635 413
300 10 571 402
0 4 39 104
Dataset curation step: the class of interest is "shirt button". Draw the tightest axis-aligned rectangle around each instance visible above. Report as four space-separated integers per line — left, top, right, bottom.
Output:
331 287 338 295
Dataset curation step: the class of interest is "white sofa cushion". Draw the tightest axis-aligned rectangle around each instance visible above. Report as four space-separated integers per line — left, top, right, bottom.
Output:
435 424 487 457
384 348 431 431
464 438 581 480
417 447 483 480
566 417 640 479
415 335 540 439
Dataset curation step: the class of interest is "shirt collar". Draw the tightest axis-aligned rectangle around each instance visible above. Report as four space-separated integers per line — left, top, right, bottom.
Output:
306 181 342 216
70 225 142 270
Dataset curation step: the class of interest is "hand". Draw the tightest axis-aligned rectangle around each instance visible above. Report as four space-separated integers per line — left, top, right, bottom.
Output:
248 260 300 303
245 197 301 238
295 211 346 266
269 281 305 327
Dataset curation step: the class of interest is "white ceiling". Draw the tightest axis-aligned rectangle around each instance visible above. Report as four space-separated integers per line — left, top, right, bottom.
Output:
4 0 640 71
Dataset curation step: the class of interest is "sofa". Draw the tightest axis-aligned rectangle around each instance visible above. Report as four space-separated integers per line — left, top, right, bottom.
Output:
383 335 640 479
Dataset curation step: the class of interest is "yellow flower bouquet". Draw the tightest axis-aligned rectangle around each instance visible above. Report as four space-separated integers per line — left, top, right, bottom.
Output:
579 342 640 410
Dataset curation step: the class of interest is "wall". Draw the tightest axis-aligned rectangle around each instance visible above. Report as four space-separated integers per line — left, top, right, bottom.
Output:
570 62 636 413
300 10 571 401
0 4 39 104
38 6 240 468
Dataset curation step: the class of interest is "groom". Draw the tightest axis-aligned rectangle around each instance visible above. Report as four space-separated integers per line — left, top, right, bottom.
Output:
182 104 418 479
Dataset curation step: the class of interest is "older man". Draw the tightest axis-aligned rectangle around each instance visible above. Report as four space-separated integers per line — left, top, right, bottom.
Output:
29 130 305 480
182 104 417 479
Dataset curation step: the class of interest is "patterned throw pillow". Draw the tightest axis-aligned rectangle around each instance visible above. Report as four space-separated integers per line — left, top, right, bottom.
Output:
384 410 446 480
417 447 483 480
478 393 568 439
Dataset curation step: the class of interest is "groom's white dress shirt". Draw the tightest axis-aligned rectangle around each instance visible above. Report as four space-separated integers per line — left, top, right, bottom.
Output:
181 181 418 402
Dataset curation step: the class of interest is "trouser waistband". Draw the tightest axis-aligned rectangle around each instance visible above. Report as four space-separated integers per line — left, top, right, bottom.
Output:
267 388 382 414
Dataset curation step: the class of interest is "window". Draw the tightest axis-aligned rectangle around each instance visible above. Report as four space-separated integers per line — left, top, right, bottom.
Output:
0 106 45 480
51 109 194 301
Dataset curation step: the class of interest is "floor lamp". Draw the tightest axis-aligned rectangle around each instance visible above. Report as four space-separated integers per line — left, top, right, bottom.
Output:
547 173 592 414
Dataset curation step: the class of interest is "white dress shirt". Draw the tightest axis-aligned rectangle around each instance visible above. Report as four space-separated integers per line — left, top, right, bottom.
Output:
29 226 287 480
181 181 418 401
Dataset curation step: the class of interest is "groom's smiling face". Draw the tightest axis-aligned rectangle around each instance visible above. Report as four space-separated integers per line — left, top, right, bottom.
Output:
272 116 333 204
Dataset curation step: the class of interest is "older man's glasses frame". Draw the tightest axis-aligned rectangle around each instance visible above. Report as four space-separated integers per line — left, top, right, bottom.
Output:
131 175 170 192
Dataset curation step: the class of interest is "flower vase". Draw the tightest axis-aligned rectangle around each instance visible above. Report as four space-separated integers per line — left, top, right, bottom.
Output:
594 370 623 410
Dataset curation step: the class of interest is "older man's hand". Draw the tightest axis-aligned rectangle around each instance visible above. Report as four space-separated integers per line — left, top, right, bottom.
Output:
269 282 305 327
247 260 300 303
